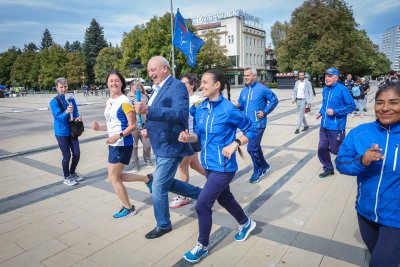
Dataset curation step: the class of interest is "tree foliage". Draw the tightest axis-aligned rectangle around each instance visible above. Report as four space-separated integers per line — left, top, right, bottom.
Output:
271 21 290 48
94 47 122 84
82 19 108 84
273 0 389 77
23 43 38 52
0 47 21 85
10 51 38 88
66 51 86 88
40 28 54 50
39 44 68 87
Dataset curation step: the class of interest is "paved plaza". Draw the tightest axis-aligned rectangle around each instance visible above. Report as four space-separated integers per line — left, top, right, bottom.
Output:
0 83 379 266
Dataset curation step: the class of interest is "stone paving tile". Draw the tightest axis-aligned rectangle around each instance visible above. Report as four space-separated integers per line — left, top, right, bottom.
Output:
320 256 360 267
278 246 323 267
42 250 85 267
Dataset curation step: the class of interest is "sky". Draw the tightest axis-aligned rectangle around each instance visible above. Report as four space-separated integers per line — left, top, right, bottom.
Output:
0 0 399 53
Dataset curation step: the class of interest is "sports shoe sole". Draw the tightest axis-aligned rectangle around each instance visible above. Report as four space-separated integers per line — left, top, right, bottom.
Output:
235 220 256 242
113 209 137 219
63 180 78 186
183 251 209 263
169 199 191 209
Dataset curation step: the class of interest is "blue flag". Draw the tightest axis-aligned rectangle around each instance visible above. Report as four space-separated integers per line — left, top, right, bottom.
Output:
173 9 204 68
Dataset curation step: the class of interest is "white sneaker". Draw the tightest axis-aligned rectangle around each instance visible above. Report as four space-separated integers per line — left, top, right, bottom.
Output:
71 173 84 181
169 196 191 209
63 176 78 186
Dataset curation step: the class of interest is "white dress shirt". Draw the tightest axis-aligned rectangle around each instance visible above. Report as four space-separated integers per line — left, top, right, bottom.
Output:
296 80 305 99
148 75 171 106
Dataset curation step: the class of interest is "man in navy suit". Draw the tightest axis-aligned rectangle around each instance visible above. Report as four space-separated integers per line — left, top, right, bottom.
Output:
135 56 201 239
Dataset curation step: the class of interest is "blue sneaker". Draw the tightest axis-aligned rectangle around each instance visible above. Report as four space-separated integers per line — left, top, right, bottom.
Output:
260 164 271 177
234 218 256 242
183 243 209 263
113 205 136 219
249 170 260 183
146 174 153 193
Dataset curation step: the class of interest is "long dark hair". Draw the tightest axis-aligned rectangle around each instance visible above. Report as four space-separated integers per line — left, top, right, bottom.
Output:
107 69 126 95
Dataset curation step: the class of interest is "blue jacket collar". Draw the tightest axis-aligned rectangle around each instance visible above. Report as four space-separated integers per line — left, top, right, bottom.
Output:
201 95 224 109
375 120 400 133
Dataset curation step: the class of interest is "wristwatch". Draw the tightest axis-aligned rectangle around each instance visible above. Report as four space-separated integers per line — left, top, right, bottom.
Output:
234 139 241 146
119 132 124 138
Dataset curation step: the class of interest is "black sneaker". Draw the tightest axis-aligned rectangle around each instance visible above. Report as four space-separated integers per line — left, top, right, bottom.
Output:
363 109 367 112
319 171 334 178
302 126 309 131
294 129 300 134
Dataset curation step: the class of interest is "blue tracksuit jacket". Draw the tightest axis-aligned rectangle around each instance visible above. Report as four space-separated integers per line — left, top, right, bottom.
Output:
335 121 400 228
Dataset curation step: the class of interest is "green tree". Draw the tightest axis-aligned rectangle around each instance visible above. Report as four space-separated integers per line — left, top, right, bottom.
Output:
94 47 122 84
371 52 390 77
191 31 232 75
66 51 86 89
40 28 54 50
10 51 37 88
39 44 68 88
70 41 82 52
271 21 290 48
23 42 38 52
64 41 71 52
0 47 21 85
82 19 108 84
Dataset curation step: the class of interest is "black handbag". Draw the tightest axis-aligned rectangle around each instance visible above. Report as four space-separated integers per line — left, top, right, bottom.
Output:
55 95 84 138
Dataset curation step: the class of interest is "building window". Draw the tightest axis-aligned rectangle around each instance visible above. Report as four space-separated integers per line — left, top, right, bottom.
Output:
246 53 249 64
246 37 249 45
254 54 256 65
231 35 234 44
250 53 252 64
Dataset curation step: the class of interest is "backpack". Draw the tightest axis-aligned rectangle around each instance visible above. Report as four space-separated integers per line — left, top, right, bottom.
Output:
352 86 361 97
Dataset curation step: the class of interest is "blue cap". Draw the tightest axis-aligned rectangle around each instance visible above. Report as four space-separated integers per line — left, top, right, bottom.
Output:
325 68 339 76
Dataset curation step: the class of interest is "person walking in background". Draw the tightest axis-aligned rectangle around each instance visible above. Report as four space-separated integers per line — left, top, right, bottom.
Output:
235 67 278 183
134 56 202 239
179 70 257 264
344 74 354 94
50 78 83 186
127 80 153 173
292 71 313 134
92 70 153 219
350 79 366 118
169 73 206 209
335 82 400 267
315 68 355 178
360 77 370 112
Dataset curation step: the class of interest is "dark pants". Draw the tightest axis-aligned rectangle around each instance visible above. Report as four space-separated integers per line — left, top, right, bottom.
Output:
56 136 80 178
357 213 400 267
247 128 269 173
318 127 345 172
196 170 248 246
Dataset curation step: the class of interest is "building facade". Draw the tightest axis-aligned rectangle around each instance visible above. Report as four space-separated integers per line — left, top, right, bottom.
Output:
193 10 270 85
381 25 400 71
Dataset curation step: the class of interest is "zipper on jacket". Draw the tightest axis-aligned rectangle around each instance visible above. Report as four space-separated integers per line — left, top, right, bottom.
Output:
210 115 215 132
322 90 332 128
374 127 390 222
357 182 362 204
203 111 211 169
394 144 399 172
217 146 222 165
254 111 258 121
245 86 252 116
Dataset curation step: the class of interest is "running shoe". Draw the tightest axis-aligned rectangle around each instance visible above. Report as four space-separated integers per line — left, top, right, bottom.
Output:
169 196 191 209
183 242 209 263
234 218 256 242
113 205 136 219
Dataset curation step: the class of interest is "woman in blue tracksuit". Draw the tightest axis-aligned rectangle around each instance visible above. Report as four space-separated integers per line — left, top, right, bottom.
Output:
178 69 257 263
50 77 83 186
335 82 400 267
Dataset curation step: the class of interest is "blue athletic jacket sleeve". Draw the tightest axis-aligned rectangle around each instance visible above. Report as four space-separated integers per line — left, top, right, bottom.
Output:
334 87 356 116
335 129 369 176
50 96 69 122
262 88 278 116
229 106 256 141
237 90 245 111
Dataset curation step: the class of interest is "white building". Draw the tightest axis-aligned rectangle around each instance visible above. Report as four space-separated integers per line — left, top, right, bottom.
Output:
381 25 400 71
193 10 267 85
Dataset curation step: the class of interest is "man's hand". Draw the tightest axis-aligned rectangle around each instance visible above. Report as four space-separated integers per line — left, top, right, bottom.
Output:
178 129 190 143
134 102 148 114
234 102 240 108
315 112 322 119
66 105 73 114
256 111 265 118
326 108 334 116
361 144 384 166
222 142 239 160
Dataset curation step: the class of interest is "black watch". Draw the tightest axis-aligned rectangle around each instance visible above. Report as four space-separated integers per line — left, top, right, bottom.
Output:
234 139 241 146
119 132 124 138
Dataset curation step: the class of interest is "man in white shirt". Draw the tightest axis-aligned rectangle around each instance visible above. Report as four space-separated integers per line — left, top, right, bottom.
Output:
292 71 313 134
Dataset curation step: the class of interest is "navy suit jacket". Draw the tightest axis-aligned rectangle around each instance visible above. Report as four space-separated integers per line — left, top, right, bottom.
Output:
146 76 194 158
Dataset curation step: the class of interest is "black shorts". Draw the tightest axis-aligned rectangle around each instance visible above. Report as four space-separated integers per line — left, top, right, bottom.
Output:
191 140 202 153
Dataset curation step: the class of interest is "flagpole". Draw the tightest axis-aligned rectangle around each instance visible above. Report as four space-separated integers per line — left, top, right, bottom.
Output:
170 0 175 77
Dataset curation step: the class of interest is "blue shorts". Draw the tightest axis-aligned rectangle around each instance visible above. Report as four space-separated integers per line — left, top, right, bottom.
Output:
108 146 133 165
